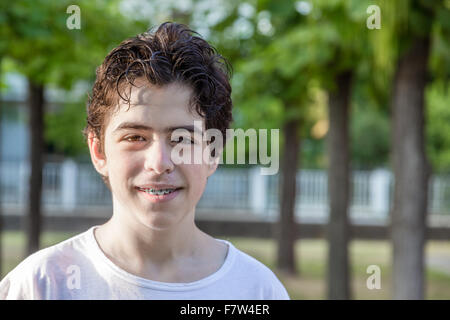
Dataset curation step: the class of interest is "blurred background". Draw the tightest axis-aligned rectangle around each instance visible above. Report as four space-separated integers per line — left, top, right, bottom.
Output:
0 0 449 299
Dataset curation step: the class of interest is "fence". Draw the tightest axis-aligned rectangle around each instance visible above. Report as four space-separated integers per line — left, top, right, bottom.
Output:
1 160 449 225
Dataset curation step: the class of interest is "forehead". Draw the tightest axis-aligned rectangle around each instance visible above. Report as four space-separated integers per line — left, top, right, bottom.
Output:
106 82 204 134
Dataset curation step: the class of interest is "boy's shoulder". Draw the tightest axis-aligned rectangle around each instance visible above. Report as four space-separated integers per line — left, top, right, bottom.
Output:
0 228 94 299
221 240 290 299
229 242 275 276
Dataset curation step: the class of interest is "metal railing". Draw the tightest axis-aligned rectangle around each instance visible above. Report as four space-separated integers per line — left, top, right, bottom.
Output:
1 160 449 224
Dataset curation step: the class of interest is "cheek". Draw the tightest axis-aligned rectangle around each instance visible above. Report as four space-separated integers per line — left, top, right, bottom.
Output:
184 164 209 195
106 151 142 185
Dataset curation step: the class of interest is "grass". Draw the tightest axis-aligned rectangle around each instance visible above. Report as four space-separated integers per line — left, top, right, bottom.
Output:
1 231 449 299
227 237 450 299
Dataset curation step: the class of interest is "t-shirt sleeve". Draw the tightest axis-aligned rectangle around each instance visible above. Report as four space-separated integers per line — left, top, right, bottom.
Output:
0 250 61 300
0 264 40 299
232 248 291 300
267 276 290 300
0 275 12 299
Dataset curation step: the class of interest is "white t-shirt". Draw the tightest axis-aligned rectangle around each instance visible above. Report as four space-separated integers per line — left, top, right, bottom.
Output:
0 226 290 300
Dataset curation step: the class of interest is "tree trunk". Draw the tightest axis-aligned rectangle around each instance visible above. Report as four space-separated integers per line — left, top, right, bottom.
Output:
327 71 352 300
391 37 431 300
276 119 300 275
26 80 44 255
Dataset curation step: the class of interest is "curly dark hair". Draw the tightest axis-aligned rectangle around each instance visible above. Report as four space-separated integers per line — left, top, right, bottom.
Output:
83 22 233 188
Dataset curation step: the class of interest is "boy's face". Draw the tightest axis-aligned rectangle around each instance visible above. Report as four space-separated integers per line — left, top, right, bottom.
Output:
88 81 218 230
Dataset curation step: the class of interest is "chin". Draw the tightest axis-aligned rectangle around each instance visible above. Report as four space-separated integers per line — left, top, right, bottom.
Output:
137 212 178 231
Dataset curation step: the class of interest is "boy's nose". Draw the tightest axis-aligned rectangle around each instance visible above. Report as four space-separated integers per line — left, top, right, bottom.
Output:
144 140 174 174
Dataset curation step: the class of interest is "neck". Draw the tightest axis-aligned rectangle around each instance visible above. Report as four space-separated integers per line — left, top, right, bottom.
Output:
95 205 204 269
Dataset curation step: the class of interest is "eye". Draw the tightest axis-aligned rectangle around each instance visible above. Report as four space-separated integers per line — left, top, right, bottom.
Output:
125 135 146 142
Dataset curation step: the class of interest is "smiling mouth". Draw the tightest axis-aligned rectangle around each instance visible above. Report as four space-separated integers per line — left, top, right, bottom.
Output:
136 187 182 196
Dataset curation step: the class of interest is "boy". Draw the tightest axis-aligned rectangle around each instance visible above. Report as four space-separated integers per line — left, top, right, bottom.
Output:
0 22 290 299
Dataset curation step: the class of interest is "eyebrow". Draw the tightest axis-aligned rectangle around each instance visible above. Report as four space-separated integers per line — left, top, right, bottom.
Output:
112 122 201 134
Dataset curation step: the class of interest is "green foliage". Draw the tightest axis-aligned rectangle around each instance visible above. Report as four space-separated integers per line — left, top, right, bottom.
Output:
44 100 88 157
351 105 390 169
1 0 148 158
301 138 326 169
430 12 450 81
1 0 449 170
1 0 146 87
426 81 450 173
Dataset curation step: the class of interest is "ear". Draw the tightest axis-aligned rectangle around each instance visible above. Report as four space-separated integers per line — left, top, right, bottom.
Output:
87 131 108 178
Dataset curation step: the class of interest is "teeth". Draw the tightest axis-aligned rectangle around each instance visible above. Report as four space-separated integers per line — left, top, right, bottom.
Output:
139 188 177 195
